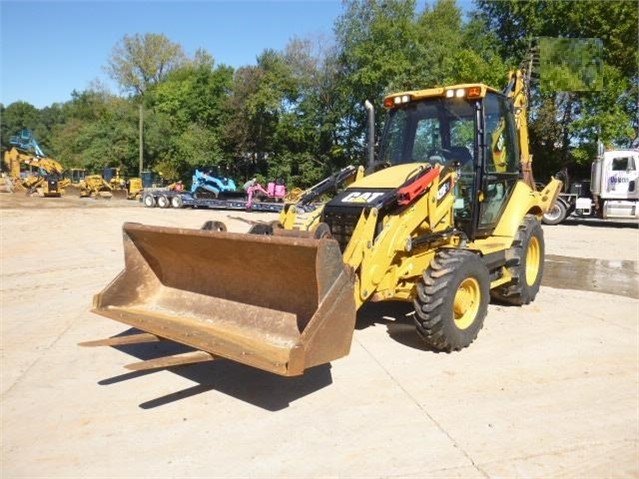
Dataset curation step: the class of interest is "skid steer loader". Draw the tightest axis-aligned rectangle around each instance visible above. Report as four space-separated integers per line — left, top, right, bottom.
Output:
84 69 561 377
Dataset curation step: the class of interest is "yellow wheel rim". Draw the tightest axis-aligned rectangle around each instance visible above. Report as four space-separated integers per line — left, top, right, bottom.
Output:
453 277 481 330
525 236 541 286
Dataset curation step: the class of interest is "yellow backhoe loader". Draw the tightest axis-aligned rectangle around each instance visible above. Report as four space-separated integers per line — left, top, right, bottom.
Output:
85 68 561 378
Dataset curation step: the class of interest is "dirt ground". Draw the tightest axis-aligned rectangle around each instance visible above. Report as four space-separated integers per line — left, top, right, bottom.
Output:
1 192 638 478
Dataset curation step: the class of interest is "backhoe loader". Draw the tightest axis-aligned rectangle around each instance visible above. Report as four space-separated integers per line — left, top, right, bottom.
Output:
85 69 561 377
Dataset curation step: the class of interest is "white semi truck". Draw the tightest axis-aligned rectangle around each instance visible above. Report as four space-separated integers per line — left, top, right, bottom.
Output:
543 144 639 224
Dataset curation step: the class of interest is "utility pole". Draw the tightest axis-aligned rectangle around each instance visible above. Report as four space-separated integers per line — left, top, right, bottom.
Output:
138 103 143 177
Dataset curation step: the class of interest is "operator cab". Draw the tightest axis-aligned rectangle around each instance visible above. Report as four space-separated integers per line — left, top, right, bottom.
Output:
377 85 521 240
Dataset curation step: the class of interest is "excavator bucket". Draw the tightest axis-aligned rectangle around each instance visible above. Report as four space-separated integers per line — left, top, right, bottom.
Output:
91 222 357 376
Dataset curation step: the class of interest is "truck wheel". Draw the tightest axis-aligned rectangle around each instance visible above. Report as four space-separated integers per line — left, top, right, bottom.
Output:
413 249 489 352
171 195 184 208
142 193 156 208
542 199 567 225
491 215 544 305
157 195 170 208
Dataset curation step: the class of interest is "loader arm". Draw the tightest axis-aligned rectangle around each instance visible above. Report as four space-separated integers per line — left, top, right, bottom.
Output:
333 163 458 308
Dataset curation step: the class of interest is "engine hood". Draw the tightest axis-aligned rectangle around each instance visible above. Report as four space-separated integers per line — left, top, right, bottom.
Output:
350 163 430 189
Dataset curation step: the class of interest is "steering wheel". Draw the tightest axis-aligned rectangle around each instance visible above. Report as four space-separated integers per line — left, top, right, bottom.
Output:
427 148 451 163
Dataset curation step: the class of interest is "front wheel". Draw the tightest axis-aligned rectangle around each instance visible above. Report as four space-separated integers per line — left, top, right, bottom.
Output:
491 215 544 305
413 249 490 352
201 220 227 232
542 199 567 225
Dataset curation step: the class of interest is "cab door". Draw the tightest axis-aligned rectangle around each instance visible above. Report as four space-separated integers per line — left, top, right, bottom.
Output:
475 93 521 236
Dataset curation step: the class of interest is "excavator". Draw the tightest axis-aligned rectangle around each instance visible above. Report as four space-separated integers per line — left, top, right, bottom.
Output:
2 129 68 197
85 66 561 378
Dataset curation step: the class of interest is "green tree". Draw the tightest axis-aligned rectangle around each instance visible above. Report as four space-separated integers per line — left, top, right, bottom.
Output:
37 88 142 175
332 0 508 169
148 52 234 180
0 102 41 151
476 0 639 175
105 33 187 96
222 50 297 181
333 0 420 164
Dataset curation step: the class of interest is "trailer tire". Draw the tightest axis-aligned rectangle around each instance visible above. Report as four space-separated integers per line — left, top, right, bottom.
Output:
142 193 156 208
413 249 489 352
157 195 170 208
491 215 544 305
171 195 184 208
542 198 567 225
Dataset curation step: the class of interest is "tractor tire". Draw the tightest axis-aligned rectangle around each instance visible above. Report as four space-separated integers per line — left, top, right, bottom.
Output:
157 194 170 208
142 193 156 208
491 214 544 305
312 222 332 239
542 199 567 225
248 223 274 235
413 249 489 352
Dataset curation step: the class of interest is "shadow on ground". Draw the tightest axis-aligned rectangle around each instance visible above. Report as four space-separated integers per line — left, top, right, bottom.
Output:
96 330 332 411
94 301 439 410
562 217 638 229
357 301 444 352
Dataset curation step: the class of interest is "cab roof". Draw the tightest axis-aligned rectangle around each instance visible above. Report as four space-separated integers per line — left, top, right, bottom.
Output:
383 83 503 107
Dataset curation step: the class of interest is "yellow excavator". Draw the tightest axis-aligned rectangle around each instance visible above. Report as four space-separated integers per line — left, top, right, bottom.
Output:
85 68 561 377
2 129 69 197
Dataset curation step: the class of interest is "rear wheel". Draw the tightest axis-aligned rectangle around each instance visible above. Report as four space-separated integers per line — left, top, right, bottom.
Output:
491 214 544 305
413 249 489 352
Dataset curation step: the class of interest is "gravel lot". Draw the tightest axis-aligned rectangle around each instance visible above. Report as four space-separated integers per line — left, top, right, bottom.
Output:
1 193 637 478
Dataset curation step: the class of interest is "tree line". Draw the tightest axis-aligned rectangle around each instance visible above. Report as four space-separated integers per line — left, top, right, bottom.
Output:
1 0 636 188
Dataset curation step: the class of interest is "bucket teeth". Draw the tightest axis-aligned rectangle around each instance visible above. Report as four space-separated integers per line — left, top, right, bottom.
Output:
78 332 161 347
124 351 215 371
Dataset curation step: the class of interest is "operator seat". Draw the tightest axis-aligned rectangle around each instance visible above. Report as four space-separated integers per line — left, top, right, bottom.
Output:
449 146 473 167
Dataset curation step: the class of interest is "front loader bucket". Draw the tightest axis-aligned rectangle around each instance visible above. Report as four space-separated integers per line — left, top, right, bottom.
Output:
111 189 128 200
92 223 357 376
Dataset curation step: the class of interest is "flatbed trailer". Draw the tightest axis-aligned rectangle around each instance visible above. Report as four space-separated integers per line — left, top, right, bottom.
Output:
140 189 284 212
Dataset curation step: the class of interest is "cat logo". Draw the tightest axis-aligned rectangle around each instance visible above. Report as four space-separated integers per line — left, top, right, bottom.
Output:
341 191 385 203
437 180 451 201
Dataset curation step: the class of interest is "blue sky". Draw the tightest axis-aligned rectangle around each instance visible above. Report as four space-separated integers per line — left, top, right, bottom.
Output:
0 0 475 109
